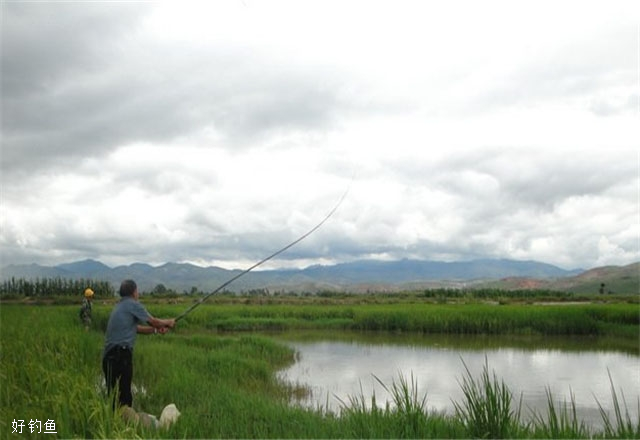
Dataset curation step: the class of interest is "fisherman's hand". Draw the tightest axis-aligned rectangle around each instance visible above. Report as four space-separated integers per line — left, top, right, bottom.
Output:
165 318 176 329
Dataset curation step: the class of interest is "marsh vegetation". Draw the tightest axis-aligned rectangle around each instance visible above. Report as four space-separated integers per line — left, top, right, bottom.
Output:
1 295 638 438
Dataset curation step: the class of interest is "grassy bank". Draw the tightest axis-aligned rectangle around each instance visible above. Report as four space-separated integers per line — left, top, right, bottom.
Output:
1 303 638 438
128 300 639 340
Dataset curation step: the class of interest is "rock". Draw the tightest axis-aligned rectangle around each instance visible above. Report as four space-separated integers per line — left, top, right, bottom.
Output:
159 403 181 428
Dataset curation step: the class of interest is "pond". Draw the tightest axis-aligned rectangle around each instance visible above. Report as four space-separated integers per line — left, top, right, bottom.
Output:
275 331 639 429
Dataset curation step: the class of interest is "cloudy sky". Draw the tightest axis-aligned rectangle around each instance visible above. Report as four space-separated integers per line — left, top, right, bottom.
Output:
1 0 638 271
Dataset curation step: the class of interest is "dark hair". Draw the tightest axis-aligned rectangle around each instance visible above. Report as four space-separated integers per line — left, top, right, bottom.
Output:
119 279 137 297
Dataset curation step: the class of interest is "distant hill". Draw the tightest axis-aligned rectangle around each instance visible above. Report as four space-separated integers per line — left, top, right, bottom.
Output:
477 262 639 295
548 262 639 294
0 258 594 293
297 259 580 283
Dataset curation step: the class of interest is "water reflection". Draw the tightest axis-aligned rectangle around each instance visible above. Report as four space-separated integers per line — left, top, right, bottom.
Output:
276 332 640 429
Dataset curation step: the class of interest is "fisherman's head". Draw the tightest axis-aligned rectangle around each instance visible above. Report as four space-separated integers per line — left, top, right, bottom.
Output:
119 279 138 299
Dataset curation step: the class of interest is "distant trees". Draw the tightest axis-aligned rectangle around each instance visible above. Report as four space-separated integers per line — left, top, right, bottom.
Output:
152 283 168 295
246 288 270 296
0 277 114 297
421 288 573 300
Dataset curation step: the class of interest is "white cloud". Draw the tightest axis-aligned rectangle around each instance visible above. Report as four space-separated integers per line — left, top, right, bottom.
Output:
1 0 639 270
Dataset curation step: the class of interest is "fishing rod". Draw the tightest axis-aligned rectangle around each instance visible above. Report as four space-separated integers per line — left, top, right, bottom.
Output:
174 184 352 322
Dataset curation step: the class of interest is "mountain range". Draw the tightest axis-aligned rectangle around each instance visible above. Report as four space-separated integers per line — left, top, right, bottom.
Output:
0 258 614 294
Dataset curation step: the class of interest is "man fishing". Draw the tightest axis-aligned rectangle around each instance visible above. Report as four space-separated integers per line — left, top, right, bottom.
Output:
102 279 176 409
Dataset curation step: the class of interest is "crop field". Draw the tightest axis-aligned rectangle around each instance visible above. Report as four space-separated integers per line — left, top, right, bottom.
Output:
1 297 638 438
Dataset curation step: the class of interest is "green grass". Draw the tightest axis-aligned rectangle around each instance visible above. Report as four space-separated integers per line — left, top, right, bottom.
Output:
335 373 463 438
595 370 640 439
1 302 638 438
148 301 638 341
530 388 589 438
453 359 524 438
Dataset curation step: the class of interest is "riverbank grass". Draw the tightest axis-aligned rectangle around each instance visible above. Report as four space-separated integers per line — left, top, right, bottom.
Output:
453 359 524 438
596 370 640 439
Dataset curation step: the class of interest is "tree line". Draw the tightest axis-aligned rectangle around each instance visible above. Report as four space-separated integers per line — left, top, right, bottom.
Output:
0 277 115 298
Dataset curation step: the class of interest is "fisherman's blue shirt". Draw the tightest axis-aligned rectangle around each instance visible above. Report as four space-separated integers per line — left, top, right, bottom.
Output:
103 297 151 357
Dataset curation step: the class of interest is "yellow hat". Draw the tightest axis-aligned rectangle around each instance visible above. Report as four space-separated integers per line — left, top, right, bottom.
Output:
84 288 94 297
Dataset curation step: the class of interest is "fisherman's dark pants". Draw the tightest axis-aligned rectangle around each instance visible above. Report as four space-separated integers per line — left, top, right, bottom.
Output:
102 346 133 408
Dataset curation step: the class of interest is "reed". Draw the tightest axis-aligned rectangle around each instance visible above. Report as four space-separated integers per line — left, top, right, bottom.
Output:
336 374 461 438
452 358 524 438
595 370 640 439
145 301 638 338
530 387 589 438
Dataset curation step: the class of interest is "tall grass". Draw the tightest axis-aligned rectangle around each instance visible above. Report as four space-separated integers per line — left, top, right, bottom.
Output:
452 359 524 438
530 388 589 438
595 370 640 439
0 306 138 438
335 373 462 438
136 301 639 339
350 303 638 336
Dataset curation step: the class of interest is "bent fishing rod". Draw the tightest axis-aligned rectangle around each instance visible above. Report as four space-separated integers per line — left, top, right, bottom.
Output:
174 185 351 322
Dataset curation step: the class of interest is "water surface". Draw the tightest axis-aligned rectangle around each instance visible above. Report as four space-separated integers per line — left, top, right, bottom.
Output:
276 332 639 429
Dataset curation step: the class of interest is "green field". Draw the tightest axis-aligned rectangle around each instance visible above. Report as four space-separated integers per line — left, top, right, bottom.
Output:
1 299 638 438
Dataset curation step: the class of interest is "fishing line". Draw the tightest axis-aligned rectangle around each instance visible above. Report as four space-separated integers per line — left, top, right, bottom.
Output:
174 178 354 322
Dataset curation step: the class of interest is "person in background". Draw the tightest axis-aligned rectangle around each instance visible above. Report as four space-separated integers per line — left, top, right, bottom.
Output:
80 287 94 330
102 279 176 409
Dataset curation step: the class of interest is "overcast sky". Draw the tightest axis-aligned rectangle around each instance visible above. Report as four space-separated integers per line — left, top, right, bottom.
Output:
1 0 638 271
